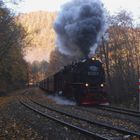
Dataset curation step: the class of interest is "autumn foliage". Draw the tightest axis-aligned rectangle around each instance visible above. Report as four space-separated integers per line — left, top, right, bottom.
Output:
0 1 28 93
99 11 140 107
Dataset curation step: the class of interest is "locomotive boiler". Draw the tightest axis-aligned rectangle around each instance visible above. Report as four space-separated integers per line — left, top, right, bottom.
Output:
39 57 109 105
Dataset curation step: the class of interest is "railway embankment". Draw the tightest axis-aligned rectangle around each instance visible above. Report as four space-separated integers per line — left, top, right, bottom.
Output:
0 88 93 140
0 87 140 140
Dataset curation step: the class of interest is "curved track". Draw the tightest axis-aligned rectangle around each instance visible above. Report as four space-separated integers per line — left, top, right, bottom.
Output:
31 99 140 136
19 97 140 140
20 98 110 140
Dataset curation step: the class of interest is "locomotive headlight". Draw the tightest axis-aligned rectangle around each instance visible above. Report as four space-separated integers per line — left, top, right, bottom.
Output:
85 83 89 87
92 57 95 61
100 84 104 87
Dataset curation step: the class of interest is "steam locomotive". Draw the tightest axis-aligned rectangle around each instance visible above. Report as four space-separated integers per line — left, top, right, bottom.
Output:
39 57 109 105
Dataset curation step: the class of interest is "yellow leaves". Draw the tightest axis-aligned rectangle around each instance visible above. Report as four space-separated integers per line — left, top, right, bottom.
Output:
16 11 57 62
0 10 4 17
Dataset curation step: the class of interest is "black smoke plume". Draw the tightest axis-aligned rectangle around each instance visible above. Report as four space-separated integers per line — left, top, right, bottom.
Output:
54 0 106 58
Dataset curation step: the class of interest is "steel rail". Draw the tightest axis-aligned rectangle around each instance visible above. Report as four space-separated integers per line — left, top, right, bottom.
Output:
97 106 140 118
20 99 110 140
30 99 140 137
99 105 140 114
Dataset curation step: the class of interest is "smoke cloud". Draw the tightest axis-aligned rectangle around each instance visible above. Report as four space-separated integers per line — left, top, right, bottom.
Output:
54 0 107 58
48 95 76 105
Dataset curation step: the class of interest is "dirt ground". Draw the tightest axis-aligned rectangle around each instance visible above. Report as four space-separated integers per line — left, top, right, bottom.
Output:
0 87 93 140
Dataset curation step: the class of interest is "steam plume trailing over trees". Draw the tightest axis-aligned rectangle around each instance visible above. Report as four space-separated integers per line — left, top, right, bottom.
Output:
54 0 107 58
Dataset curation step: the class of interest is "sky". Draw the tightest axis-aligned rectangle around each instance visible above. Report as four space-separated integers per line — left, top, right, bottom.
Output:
7 0 140 21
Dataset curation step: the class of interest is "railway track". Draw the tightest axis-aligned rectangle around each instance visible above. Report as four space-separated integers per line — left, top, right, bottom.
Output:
19 97 140 140
65 105 140 132
97 105 140 118
20 97 109 140
72 105 140 120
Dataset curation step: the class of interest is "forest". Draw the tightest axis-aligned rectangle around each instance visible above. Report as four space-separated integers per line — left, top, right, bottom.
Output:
0 0 140 107
99 11 140 106
20 10 140 107
0 0 28 93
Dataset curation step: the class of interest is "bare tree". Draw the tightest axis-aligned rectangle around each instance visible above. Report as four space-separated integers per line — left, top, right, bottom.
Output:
99 10 140 107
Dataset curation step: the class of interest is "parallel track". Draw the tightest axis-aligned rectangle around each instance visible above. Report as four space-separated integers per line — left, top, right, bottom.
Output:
97 105 140 118
21 97 140 139
20 98 110 140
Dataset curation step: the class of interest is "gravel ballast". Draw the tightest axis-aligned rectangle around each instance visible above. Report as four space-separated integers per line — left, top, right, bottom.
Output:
0 88 94 140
